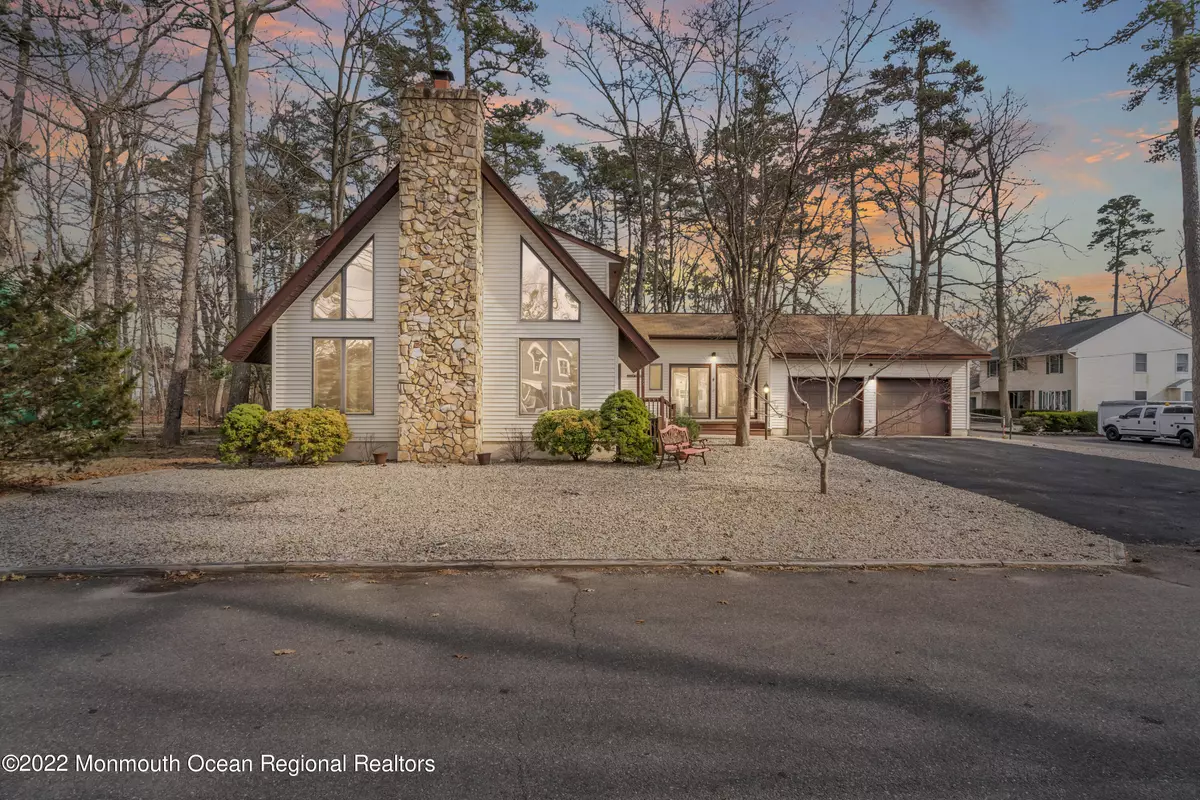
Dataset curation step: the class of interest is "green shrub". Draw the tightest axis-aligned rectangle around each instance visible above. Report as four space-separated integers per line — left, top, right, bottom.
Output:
673 413 701 441
218 403 268 465
1022 411 1098 434
1019 414 1046 433
258 407 351 465
1075 411 1098 433
532 409 601 461
598 390 655 464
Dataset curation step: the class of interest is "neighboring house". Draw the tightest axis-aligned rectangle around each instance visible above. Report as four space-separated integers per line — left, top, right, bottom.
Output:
972 312 1193 414
619 314 988 437
223 74 657 462
221 74 992 460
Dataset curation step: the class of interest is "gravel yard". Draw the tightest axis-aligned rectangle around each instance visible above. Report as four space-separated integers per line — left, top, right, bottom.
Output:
993 434 1200 471
0 439 1118 568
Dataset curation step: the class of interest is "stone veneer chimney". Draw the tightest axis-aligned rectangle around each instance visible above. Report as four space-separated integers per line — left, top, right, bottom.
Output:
395 81 484 463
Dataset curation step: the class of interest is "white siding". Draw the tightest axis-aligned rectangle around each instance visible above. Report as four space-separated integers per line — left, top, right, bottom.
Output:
271 195 401 451
774 358 971 436
480 185 620 444
1072 314 1192 412
618 339 768 420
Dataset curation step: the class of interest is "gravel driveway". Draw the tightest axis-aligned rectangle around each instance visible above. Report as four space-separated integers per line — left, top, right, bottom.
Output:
0 439 1117 568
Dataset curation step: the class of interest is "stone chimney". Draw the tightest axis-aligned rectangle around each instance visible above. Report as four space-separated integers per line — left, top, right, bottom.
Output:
395 77 484 463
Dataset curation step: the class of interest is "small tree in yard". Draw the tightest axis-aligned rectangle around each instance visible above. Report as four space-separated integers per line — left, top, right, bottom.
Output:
774 313 951 494
0 260 135 484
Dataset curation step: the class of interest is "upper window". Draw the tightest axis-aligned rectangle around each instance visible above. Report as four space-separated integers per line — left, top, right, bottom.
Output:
1046 354 1064 374
1011 357 1027 372
986 360 998 378
647 363 663 393
1134 353 1148 373
519 339 579 414
1134 391 1148 401
313 240 373 320
1177 353 1190 373
520 241 579 321
313 338 374 414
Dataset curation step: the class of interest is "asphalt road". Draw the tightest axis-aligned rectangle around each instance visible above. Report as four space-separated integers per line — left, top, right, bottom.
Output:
839 438 1200 545
2 555 1199 799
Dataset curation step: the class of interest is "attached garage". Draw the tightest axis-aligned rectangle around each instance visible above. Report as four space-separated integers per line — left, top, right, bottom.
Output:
875 378 951 436
787 378 862 437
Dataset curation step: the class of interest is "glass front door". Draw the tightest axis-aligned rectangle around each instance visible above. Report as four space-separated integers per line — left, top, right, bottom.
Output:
671 366 711 419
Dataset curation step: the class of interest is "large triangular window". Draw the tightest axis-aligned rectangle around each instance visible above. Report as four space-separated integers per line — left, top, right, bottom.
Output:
520 240 579 321
312 239 373 319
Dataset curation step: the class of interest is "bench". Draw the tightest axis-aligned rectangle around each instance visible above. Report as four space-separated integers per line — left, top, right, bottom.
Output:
657 424 712 470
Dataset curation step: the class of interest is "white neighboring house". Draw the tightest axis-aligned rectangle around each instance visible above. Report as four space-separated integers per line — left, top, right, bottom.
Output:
973 312 1193 414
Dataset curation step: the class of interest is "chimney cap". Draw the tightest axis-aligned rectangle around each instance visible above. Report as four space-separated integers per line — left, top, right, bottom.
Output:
431 69 455 87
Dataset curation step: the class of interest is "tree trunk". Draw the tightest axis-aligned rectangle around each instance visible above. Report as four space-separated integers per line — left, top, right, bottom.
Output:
1112 269 1120 316
991 180 1011 433
0 0 32 264
226 41 256 409
818 442 831 495
849 170 858 315
734 330 752 446
85 116 110 308
1172 10 1200 459
164 32 219 446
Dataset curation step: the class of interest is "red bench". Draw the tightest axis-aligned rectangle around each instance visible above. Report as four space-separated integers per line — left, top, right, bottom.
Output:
657 424 712 470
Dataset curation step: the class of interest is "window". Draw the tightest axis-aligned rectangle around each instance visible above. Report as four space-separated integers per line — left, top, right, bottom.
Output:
1187 391 1194 402
1164 406 1193 415
716 365 739 419
1135 391 1147 401
312 338 373 413
1037 390 1072 411
312 240 373 319
1122 408 1142 419
1046 354 1064 374
647 363 663 393
1134 353 1148 373
986 360 998 378
520 241 579 321
1011 357 1027 372
1144 407 1158 419
671 365 711 419
519 339 578 414
1178 353 1190 373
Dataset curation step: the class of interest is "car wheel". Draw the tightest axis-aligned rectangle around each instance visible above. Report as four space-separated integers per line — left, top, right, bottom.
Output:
1181 430 1195 449
1140 437 1156 443
1104 427 1121 442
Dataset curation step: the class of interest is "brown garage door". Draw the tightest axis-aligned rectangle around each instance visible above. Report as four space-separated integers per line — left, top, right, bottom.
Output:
875 378 950 436
787 378 862 437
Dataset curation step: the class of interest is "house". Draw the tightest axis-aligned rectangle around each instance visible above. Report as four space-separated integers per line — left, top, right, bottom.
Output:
619 314 988 437
222 73 989 460
972 312 1193 414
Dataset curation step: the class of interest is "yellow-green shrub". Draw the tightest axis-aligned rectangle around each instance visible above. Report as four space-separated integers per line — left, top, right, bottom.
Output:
258 407 351 465
532 409 601 461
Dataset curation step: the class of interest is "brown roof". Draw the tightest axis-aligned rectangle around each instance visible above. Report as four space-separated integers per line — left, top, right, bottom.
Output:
222 162 656 369
625 314 990 359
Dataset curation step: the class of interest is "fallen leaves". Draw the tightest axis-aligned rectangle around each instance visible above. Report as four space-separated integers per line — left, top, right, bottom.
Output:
717 600 729 605
453 653 470 660
635 619 645 624
273 649 296 656
0 573 26 582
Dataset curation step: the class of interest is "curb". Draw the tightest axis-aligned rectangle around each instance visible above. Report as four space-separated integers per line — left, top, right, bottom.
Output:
1 546 1126 579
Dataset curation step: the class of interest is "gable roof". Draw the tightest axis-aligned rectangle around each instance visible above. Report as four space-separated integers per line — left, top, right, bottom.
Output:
989 313 1135 358
626 314 990 359
221 161 657 369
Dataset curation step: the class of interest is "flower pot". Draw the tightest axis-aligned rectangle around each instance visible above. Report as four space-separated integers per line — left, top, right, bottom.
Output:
373 451 388 466
477 452 492 466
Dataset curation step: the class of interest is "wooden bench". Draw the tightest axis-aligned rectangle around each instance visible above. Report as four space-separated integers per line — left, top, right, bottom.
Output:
657 424 712 470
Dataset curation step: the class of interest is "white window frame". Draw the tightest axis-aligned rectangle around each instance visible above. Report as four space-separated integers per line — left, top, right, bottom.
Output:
1134 353 1148 373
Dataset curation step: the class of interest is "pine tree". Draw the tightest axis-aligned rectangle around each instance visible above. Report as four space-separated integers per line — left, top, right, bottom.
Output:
1088 195 1163 316
0 259 135 482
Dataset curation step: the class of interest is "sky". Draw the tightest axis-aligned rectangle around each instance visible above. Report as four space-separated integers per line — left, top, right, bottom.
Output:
510 0 1190 307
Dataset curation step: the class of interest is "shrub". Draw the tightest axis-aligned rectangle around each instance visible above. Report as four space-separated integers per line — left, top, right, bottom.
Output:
502 426 534 462
1019 414 1046 433
532 409 601 461
598 390 655 464
1022 411 1098 434
218 403 268 465
1075 411 1098 433
258 407 351 465
673 413 701 441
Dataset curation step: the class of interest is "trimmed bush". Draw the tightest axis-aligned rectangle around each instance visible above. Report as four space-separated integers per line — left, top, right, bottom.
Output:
1076 411 1099 433
673 413 701 441
258 407 351 465
218 403 268 465
532 409 601 461
599 390 655 464
1021 411 1097 434
1019 414 1046 433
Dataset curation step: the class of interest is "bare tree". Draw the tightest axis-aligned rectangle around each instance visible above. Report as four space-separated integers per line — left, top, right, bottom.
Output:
1124 245 1190 330
0 0 33 268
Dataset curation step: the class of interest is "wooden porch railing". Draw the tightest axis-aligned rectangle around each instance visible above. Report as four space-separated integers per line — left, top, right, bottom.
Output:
641 395 676 443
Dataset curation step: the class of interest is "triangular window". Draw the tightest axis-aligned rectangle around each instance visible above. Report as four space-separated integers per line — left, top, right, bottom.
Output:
312 239 373 319
520 240 579 321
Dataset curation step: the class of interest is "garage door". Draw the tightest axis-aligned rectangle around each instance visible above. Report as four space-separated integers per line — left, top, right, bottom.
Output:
875 378 950 436
787 378 862 437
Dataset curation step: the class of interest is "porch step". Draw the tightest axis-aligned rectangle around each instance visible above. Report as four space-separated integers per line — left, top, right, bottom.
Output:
699 421 766 436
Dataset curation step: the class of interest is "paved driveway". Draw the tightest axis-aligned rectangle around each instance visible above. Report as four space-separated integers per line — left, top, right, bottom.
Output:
839 438 1200 545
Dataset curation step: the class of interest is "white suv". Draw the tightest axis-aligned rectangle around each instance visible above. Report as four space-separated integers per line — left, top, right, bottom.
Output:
1103 404 1194 449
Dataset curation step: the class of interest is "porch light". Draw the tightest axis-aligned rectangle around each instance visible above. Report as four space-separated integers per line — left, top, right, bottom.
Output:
763 385 769 395
710 352 717 362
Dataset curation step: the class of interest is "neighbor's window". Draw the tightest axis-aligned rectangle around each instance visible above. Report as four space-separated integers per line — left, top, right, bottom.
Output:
671 365 711 419
519 339 578 414
716 365 739 419
1187 391 1194 402
520 241 579 321
647 363 663 393
312 239 374 320
1011 357 1027 372
1046 354 1064 374
986 360 998 378
1178 353 1190 373
313 338 374 413
1135 353 1148 373
1135 390 1148 401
